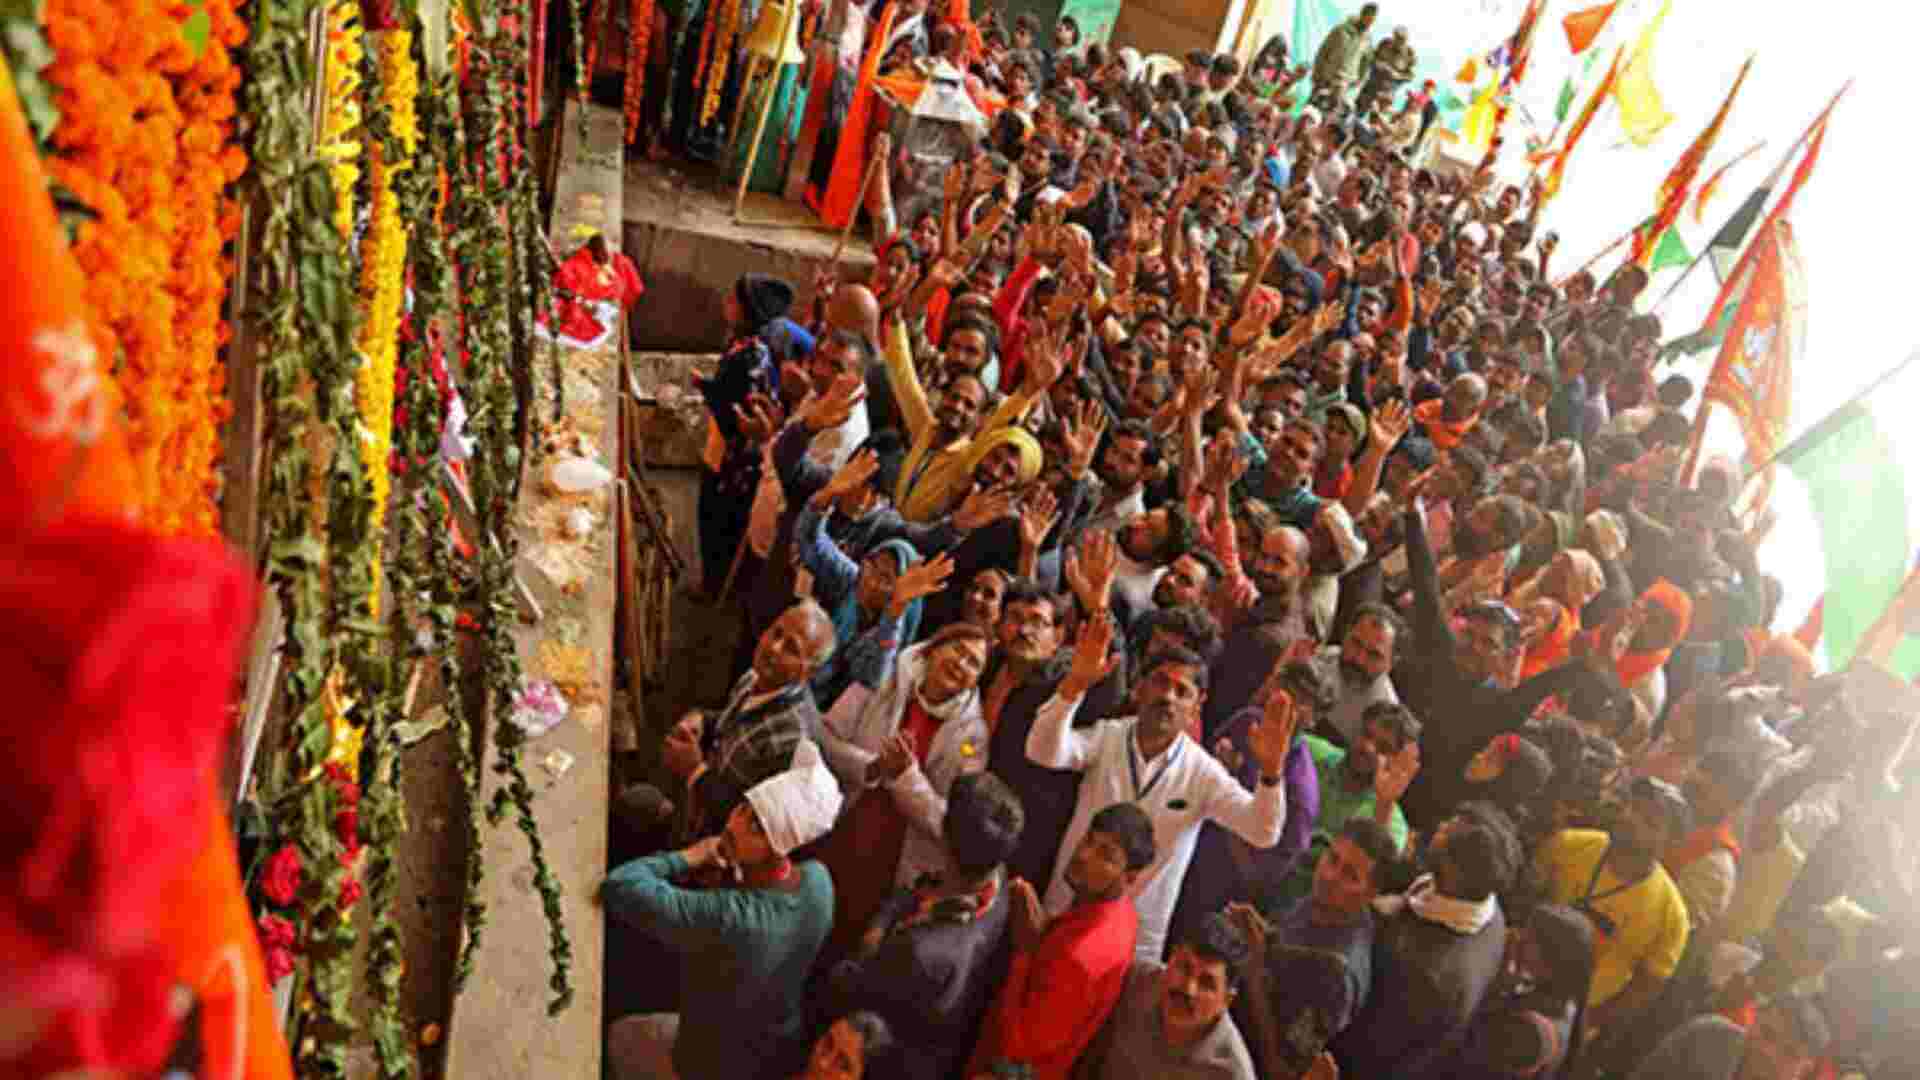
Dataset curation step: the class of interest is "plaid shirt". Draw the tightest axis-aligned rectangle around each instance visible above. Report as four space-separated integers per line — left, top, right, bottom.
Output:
681 674 820 843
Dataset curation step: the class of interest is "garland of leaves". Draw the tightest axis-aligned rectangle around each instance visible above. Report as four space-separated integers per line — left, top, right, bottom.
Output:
454 0 574 1015
237 0 367 1073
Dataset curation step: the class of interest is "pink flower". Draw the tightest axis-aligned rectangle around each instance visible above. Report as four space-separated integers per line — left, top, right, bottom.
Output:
260 844 302 906
263 945 296 984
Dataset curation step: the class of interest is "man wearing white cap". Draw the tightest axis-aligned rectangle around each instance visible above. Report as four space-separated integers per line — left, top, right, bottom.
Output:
605 761 845 1079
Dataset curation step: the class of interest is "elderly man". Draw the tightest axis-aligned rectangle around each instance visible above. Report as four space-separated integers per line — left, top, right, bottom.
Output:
1029 607 1295 964
604 762 843 1080
660 600 838 844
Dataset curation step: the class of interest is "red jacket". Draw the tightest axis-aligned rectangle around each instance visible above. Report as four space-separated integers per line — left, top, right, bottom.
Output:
967 895 1138 1080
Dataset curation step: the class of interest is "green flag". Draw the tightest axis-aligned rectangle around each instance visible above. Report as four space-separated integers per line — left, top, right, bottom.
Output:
1776 357 1920 675
1648 226 1691 272
1556 76 1578 124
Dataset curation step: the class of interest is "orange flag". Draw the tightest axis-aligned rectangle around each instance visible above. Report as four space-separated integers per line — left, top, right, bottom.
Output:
1693 140 1766 223
1541 45 1623 203
1634 55 1753 266
1562 1 1618 54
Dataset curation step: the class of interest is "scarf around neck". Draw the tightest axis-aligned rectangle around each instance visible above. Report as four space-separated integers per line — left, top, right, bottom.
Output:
1374 873 1499 935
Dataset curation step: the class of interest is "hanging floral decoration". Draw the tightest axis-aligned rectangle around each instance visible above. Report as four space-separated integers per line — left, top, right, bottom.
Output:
40 0 248 537
319 0 364 244
622 0 654 144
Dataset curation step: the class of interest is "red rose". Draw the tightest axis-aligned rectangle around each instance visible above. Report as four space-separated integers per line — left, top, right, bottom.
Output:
263 945 296 984
256 913 296 951
324 763 361 807
335 806 359 848
338 877 365 910
260 844 302 906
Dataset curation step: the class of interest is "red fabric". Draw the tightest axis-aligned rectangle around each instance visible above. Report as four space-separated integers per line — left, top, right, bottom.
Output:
966 896 1138 1080
0 521 291 1078
813 1 899 228
817 703 940 954
992 255 1045 390
1313 460 1353 501
546 248 646 340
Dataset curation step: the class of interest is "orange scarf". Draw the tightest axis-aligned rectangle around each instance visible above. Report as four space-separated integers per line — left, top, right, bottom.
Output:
1614 579 1692 688
1413 396 1478 451
1519 604 1578 681
1667 820 1741 870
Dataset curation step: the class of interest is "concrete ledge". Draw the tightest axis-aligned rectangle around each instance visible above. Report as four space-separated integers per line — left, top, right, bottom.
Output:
622 159 876 352
440 100 622 1079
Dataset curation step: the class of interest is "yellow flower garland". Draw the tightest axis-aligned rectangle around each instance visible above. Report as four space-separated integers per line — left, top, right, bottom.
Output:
353 29 417 621
319 0 363 245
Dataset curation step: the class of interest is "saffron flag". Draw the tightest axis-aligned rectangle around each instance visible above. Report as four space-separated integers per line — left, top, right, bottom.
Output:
1705 219 1804 485
1504 0 1547 90
1694 140 1766 223
1541 45 1623 202
1772 352 1920 675
1614 0 1674 147
1563 0 1619 54
1633 56 1752 267
1703 96 1837 330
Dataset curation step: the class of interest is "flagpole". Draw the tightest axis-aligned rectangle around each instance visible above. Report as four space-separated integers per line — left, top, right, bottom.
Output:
1649 81 1853 315
1745 349 1920 477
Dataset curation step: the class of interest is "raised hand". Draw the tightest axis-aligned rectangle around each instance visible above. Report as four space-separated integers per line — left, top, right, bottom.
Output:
1225 901 1270 959
1368 396 1411 452
1062 400 1108 480
1247 684 1298 778
1311 299 1346 337
1060 603 1120 699
1024 322 1068 391
799 371 868 432
1063 529 1120 615
1008 877 1049 952
1018 487 1061 551
681 834 729 871
926 257 964 293
817 448 880 507
1204 430 1248 493
1180 363 1220 419
943 161 968 204
890 552 956 617
953 484 1019 531
1373 740 1421 809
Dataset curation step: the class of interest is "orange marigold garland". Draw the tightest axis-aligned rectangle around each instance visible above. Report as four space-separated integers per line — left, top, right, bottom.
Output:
40 0 246 537
622 0 654 144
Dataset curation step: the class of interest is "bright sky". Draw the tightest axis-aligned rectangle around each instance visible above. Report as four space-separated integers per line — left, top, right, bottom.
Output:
1395 0 1920 642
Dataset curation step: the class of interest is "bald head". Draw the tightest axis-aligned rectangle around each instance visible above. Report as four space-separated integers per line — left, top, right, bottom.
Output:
1444 372 1489 422
828 281 881 347
753 599 837 688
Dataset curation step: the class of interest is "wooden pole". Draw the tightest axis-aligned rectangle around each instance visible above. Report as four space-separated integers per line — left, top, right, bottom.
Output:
732 0 803 221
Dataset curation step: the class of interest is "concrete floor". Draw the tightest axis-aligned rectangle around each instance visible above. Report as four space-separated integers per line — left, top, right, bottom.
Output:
622 158 876 353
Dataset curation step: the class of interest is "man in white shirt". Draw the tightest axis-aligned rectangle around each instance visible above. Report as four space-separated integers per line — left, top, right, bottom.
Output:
1027 608 1294 964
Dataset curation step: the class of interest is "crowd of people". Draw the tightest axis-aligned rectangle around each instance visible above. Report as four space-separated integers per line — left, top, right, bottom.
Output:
604 4 1920 1078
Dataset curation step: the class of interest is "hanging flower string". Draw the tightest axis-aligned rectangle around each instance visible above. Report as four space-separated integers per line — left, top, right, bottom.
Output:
320 0 363 244
40 0 245 536
354 26 417 619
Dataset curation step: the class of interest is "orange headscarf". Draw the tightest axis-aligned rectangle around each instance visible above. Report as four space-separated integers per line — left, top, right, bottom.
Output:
1413 396 1479 451
1614 579 1693 689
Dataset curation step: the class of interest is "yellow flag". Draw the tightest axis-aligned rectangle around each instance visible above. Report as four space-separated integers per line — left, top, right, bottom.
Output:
1614 0 1674 146
1460 82 1500 152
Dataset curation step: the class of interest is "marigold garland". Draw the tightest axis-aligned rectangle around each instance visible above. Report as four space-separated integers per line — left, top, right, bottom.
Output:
40 0 246 537
354 28 417 620
622 0 654 144
320 0 363 245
